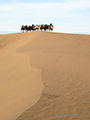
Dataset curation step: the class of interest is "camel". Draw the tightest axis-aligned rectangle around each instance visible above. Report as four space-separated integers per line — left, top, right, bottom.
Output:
49 25 54 31
21 23 54 32
21 25 32 32
21 25 25 32
40 24 44 30
44 24 49 31
27 26 32 31
40 24 49 31
35 25 40 30
48 23 54 31
21 25 28 32
24 25 28 32
31 25 40 31
31 24 36 31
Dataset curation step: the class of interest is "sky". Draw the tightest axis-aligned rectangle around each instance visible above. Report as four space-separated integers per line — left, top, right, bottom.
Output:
0 0 90 34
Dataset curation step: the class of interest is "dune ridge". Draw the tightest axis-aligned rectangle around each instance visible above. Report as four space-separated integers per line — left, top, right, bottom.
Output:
0 31 90 120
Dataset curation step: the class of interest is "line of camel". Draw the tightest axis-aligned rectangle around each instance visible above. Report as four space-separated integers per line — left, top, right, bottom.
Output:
21 23 54 32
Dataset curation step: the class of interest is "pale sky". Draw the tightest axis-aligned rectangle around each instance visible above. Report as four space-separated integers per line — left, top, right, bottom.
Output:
0 0 90 34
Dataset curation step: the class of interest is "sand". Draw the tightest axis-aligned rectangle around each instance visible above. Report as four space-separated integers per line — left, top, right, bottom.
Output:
0 31 90 120
0 31 44 120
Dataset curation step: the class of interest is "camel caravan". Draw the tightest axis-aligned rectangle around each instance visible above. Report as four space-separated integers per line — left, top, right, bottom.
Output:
21 23 54 32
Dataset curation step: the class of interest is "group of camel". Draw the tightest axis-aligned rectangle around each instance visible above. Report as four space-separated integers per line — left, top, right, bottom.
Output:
21 23 54 32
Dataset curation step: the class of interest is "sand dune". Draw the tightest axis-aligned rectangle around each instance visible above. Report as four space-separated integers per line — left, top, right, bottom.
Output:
0 31 90 120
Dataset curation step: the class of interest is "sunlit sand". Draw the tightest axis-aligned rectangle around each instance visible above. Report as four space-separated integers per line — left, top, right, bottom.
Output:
0 31 90 120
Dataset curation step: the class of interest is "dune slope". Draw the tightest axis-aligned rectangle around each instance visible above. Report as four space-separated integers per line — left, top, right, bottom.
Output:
16 31 90 120
0 31 44 120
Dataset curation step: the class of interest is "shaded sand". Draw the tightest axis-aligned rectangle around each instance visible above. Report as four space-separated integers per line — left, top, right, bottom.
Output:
16 31 90 120
0 31 44 120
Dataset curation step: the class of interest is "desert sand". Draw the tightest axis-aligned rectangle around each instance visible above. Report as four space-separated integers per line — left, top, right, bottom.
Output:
0 31 90 120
